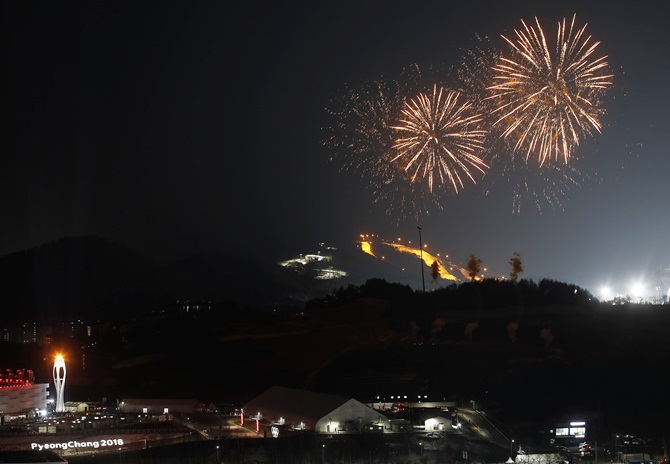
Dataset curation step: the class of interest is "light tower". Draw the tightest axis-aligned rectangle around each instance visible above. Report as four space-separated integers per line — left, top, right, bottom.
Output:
53 354 66 413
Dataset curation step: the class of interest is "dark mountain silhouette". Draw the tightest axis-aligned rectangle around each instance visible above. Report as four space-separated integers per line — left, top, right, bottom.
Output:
0 236 364 322
3 243 670 445
0 236 166 322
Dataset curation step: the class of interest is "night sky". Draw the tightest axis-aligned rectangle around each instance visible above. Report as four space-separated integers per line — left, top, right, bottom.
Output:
2 0 669 299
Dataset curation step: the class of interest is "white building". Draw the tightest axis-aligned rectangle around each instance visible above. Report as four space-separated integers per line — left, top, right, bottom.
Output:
424 415 453 431
64 401 90 413
243 386 389 434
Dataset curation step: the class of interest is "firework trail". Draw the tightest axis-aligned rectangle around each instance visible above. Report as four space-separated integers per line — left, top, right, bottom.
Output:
483 150 593 214
453 34 501 112
488 14 612 166
391 84 489 193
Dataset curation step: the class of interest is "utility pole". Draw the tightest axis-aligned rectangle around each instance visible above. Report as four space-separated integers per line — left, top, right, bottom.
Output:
417 226 425 293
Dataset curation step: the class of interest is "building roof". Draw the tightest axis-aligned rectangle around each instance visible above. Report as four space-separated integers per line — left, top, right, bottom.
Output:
243 386 353 428
425 415 452 421
120 398 198 407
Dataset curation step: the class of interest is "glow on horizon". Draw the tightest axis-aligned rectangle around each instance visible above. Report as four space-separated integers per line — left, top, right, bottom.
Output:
362 236 668 299
595 277 668 303
630 281 646 299
599 285 613 301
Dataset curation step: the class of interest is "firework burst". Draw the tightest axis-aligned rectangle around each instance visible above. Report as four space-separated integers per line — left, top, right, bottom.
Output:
322 66 444 221
454 34 595 214
391 84 489 193
488 14 612 166
322 79 401 176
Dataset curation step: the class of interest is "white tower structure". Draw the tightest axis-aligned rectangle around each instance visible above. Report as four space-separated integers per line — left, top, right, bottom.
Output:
53 354 66 413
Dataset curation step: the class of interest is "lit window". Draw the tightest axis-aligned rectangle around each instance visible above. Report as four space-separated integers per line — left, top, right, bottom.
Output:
570 427 586 436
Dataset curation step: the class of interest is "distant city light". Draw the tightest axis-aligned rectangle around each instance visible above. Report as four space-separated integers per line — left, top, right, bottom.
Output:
630 282 646 299
278 243 348 280
283 233 669 302
599 286 612 301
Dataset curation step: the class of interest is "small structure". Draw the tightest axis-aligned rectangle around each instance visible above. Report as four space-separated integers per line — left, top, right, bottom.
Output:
389 418 411 432
64 401 90 413
551 420 588 449
515 453 564 464
424 415 452 432
118 398 199 415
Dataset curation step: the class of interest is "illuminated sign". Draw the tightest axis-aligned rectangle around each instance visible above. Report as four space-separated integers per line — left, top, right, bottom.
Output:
271 426 279 438
31 438 125 451
555 422 587 439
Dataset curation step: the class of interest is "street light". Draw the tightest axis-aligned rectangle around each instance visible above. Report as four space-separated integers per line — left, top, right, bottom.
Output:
615 435 619 463
417 226 425 293
510 439 515 460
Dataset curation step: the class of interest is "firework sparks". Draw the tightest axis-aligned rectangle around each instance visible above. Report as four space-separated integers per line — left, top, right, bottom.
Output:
323 66 447 220
391 84 489 193
483 149 592 214
488 14 612 166
454 34 594 214
322 79 401 176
